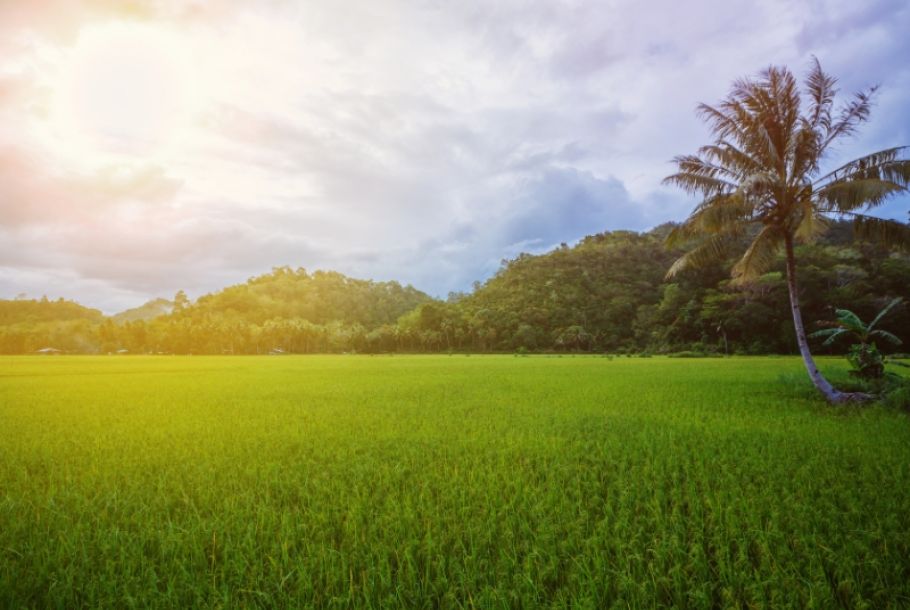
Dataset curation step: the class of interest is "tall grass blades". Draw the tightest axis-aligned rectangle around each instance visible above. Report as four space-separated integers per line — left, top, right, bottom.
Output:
1 356 909 607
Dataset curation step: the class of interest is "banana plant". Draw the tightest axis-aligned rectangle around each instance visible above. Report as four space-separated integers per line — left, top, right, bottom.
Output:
811 298 905 379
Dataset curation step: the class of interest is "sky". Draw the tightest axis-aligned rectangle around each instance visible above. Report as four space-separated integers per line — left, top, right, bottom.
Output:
1 0 908 313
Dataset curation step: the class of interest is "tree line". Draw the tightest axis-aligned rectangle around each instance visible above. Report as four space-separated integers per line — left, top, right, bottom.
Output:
1 219 907 356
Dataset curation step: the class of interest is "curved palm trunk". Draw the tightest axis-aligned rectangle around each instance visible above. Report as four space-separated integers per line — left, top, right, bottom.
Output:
783 235 852 404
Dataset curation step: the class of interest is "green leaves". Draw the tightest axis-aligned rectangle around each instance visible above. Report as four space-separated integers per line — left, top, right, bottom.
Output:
732 226 783 283
833 308 865 334
869 297 904 332
822 85 877 150
666 235 733 278
665 60 908 327
815 147 908 186
805 56 837 133
869 329 902 346
818 178 906 213
852 215 910 252
663 168 736 196
813 297 905 379
664 193 754 278
794 197 829 243
814 150 910 216
809 327 848 347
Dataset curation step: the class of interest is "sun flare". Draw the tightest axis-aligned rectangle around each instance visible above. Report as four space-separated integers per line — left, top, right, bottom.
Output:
48 22 198 166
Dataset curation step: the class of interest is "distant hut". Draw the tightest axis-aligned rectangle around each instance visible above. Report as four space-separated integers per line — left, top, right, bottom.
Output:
35 347 63 355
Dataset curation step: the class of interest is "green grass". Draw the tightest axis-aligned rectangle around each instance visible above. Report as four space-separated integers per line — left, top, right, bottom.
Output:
1 355 909 608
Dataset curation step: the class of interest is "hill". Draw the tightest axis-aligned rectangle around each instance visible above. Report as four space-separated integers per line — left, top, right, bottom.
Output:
184 267 431 328
0 297 104 353
112 298 174 323
1 221 908 355
0 297 103 326
403 220 910 354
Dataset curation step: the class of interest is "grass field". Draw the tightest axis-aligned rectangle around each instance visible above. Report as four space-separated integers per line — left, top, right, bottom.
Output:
1 355 909 608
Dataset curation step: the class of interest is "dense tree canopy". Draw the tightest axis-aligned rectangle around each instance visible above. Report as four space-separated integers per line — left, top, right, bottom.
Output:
1 221 907 356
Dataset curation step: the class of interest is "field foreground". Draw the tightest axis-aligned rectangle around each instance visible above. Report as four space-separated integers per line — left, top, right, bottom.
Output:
1 355 909 608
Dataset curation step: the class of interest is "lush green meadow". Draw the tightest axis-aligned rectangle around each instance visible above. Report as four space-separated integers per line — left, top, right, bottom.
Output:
1 356 909 608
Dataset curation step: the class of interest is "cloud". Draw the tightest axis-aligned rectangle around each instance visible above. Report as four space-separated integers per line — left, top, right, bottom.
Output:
500 168 644 246
0 152 181 225
0 0 908 312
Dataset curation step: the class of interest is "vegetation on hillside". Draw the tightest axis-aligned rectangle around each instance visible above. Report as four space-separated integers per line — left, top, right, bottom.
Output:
0 221 907 356
111 298 174 324
1 63 907 373
0 297 104 353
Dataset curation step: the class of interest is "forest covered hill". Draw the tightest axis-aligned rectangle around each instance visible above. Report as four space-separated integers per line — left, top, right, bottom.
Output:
111 298 174 324
1 220 908 355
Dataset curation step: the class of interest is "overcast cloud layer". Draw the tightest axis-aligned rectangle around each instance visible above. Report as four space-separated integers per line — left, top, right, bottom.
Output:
1 0 908 312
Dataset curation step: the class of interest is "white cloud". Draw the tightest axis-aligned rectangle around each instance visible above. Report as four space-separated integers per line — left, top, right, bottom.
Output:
0 0 908 312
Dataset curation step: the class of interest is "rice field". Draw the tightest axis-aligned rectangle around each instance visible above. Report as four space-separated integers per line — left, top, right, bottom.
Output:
1 355 909 608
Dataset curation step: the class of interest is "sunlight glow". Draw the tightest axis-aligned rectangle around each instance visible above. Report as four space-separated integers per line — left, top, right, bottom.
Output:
48 22 199 166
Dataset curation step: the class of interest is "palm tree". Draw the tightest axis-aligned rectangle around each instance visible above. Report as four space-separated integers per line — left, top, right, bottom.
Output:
663 60 910 403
